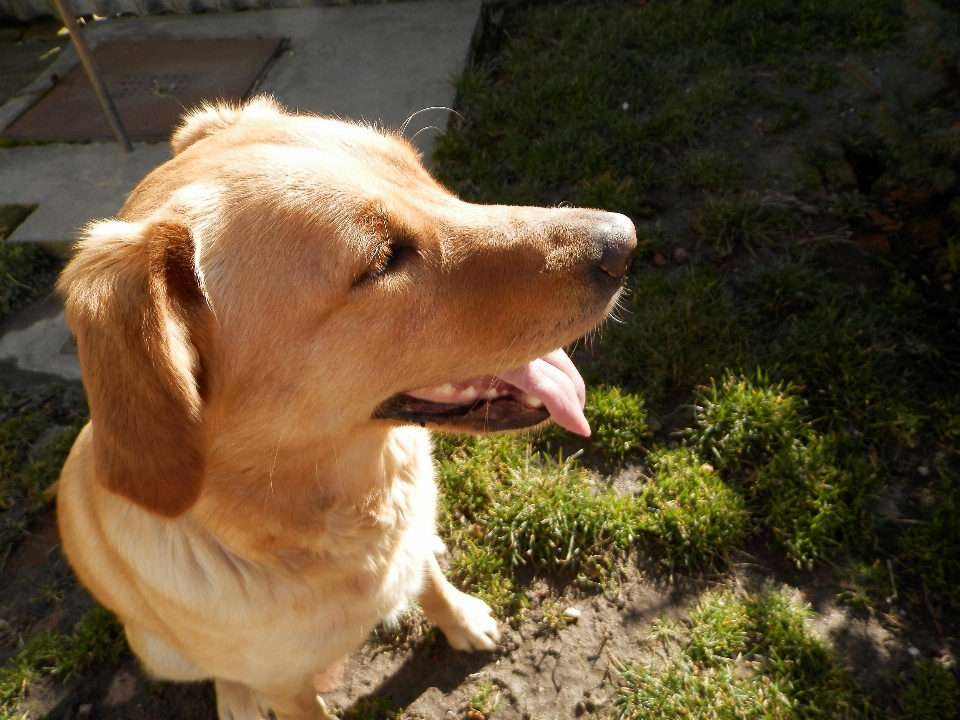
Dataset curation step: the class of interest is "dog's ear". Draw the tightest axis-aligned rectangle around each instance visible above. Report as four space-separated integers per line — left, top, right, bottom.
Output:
59 220 213 517
171 96 283 155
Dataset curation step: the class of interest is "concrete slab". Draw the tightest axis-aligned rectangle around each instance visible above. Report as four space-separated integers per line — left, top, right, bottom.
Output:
0 0 481 380
0 310 81 379
0 142 172 255
0 0 480 252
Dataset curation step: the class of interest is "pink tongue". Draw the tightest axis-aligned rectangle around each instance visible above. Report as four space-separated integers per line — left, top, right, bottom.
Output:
498 349 590 436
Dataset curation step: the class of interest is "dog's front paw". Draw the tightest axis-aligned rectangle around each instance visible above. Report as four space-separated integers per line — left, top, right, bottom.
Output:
215 679 270 720
438 591 500 652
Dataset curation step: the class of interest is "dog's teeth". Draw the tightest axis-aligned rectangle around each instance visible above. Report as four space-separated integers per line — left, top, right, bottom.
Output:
522 393 544 408
460 387 480 400
436 383 456 396
482 388 500 400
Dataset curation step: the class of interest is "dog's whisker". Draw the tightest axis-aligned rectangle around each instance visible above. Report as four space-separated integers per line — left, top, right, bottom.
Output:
411 125 444 141
331 436 346 498
399 106 463 135
266 430 283 510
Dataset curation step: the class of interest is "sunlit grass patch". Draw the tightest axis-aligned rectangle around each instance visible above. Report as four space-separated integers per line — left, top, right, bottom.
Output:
436 435 645 611
614 587 860 720
640 448 749 571
688 372 806 473
583 385 649 461
688 373 878 568
0 605 127 719
693 193 793 257
536 599 575 635
478 456 643 577
436 435 753 610
469 678 500 719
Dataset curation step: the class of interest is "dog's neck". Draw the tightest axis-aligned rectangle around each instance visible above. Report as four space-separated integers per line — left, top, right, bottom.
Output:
191 423 431 561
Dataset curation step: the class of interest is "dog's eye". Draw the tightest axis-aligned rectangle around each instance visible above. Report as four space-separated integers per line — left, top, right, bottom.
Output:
355 241 415 287
367 242 394 277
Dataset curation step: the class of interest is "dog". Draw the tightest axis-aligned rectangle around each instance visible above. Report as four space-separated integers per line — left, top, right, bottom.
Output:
55 97 636 720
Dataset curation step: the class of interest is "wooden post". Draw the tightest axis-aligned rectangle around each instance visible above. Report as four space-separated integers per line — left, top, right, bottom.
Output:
50 0 134 153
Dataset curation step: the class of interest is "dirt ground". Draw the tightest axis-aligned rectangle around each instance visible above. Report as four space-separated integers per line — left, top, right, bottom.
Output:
2 2 959 719
0 467 926 719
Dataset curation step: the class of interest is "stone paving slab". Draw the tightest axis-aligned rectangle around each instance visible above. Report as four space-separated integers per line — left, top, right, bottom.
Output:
0 0 480 380
0 141 173 254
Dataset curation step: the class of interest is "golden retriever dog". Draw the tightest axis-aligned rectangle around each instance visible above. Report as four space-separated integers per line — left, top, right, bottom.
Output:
55 97 636 720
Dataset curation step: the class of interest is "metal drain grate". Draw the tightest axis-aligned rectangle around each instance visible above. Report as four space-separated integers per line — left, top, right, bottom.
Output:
3 39 281 142
110 71 204 99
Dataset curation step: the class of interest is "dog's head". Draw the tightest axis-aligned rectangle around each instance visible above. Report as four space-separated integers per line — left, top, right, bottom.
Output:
59 97 635 517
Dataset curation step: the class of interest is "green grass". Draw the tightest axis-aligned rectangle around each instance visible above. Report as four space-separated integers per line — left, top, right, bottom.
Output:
759 94 812 134
640 448 749 571
583 385 649 461
693 193 793 257
614 587 861 719
687 373 879 568
435 0 902 212
901 464 960 609
0 384 87 555
436 435 756 608
536 599 575 635
470 678 501 717
338 694 404 720
437 435 646 607
601 265 746 399
677 149 743 193
0 205 55 319
898 659 960 720
0 605 127 720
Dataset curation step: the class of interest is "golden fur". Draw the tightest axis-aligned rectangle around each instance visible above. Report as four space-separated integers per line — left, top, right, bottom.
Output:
55 97 634 720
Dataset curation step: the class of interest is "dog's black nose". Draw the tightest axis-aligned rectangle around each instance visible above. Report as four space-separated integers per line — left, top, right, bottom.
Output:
595 214 637 279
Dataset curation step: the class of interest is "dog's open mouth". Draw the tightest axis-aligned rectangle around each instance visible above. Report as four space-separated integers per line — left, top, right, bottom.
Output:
374 349 591 435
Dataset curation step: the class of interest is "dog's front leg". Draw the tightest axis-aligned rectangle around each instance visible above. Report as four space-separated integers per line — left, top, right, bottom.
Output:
418 550 499 651
216 678 336 720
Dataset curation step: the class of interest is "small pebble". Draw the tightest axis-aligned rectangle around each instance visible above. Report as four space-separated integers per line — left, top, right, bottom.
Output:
700 463 714 473
564 607 582 621
77 706 93 718
908 645 922 659
917 466 930 477
465 709 485 720
622 102 629 111
674 247 690 264
652 252 667 267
